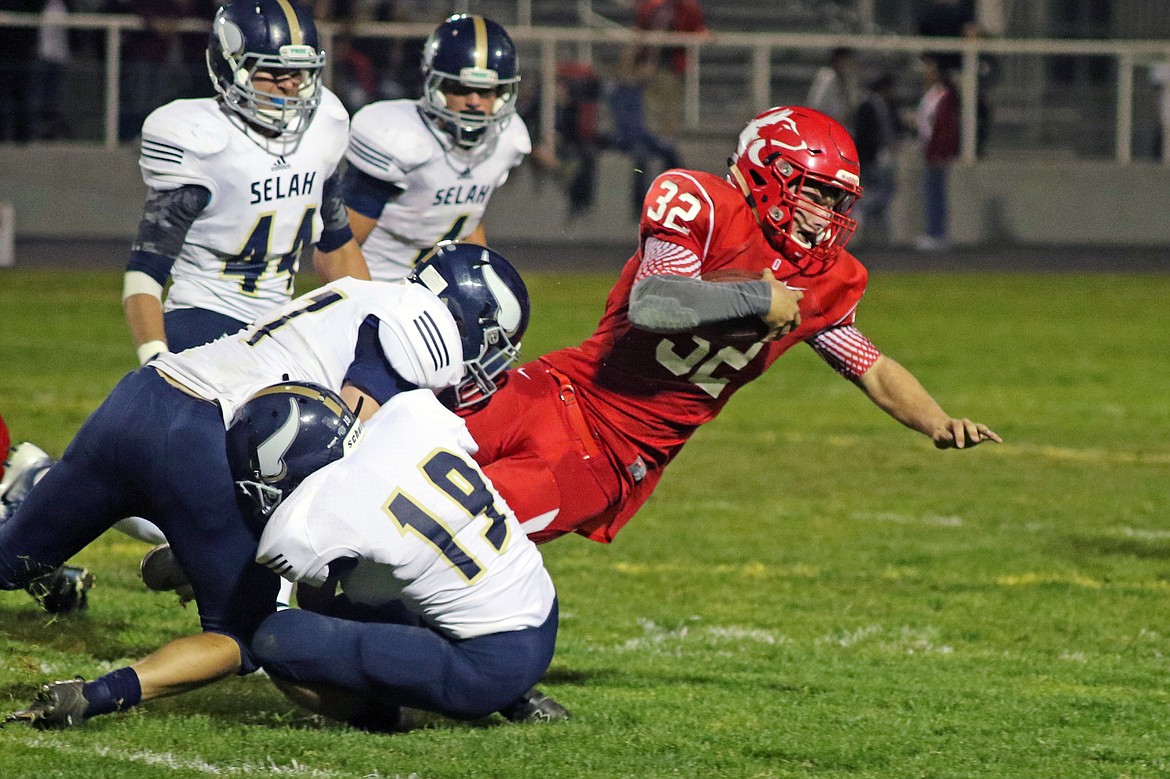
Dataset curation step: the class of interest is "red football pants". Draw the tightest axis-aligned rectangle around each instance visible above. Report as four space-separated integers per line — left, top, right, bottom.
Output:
464 362 627 544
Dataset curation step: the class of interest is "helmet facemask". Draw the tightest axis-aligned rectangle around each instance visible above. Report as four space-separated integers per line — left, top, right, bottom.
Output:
422 69 519 149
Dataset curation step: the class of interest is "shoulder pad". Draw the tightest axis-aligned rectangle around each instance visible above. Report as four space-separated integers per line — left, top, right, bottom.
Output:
500 115 532 157
348 101 436 178
141 99 229 158
317 87 351 126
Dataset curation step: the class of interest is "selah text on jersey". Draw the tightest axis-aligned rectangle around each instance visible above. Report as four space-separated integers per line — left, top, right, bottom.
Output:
138 88 350 323
257 389 556 640
345 100 530 280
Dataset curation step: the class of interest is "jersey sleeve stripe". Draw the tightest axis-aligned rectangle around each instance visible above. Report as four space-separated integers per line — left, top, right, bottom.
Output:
140 139 184 165
348 137 393 172
809 325 882 380
635 236 703 281
413 311 451 371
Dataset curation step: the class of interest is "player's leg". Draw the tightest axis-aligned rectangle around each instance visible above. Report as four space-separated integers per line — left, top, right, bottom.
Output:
163 308 248 353
0 374 156 609
466 363 623 542
252 599 559 722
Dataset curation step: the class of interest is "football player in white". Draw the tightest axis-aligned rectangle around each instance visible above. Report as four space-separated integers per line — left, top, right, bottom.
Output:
2 245 530 729
114 0 370 557
123 0 368 370
233 380 561 729
335 14 530 281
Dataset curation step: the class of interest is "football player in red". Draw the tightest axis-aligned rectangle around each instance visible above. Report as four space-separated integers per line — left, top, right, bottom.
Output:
465 105 1000 546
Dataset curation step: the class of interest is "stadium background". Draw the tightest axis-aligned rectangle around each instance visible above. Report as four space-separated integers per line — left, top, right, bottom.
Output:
2 0 1170 253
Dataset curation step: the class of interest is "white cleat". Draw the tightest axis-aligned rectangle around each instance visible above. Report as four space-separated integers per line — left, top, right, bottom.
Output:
0 442 53 504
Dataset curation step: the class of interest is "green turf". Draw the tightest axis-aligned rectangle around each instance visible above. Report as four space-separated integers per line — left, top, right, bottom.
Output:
1 268 1169 778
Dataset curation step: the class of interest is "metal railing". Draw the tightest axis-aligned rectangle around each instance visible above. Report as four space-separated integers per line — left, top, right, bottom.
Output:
2 11 1169 164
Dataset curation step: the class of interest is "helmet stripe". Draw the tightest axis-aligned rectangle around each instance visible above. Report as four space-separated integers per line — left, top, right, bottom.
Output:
274 0 304 45
253 384 345 416
472 15 488 70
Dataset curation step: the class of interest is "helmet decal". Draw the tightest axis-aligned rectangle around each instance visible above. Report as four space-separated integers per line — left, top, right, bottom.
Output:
273 0 304 44
480 264 522 335
256 397 299 482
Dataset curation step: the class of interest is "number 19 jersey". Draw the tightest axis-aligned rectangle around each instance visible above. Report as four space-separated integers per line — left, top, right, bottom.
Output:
257 390 555 640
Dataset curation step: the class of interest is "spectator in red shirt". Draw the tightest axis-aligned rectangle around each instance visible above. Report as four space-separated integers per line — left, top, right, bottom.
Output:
914 55 959 251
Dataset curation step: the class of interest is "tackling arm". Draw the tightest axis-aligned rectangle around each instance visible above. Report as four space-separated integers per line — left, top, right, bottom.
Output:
856 355 1001 449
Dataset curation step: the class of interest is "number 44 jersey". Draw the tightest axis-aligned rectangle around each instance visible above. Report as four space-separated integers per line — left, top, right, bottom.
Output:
138 89 350 323
257 390 556 640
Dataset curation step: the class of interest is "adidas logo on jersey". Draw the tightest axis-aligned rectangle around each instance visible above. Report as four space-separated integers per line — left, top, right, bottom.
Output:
271 155 292 172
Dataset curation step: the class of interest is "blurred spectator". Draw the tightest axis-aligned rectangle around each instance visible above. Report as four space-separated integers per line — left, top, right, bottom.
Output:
554 62 605 219
914 55 959 252
28 0 71 140
104 0 214 141
633 0 707 143
607 46 682 221
805 47 858 130
915 0 973 72
0 0 42 142
852 72 902 248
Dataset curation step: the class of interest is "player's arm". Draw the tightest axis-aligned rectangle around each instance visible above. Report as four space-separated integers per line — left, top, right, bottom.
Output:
123 184 210 365
627 238 801 335
340 163 405 246
313 167 369 282
856 355 1001 449
811 325 1000 449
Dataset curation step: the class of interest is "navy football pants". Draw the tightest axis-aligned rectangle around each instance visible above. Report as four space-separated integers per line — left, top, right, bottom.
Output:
0 369 277 670
253 598 559 720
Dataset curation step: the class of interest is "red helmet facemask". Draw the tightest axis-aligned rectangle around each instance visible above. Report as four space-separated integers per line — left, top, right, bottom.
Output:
728 106 862 275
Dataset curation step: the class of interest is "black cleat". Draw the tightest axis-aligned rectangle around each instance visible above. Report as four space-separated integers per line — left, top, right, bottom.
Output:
498 688 571 723
140 543 194 603
6 678 89 729
25 565 94 614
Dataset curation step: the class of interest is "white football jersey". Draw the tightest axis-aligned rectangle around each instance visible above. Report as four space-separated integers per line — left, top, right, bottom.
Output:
153 277 463 425
139 89 350 323
257 390 556 639
346 100 530 281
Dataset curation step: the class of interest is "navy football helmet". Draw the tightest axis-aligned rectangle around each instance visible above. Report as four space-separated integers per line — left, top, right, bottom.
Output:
206 0 326 136
409 243 530 410
420 14 520 149
226 382 363 520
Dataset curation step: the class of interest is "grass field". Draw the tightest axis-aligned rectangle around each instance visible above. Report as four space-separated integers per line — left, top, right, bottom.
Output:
1 267 1169 778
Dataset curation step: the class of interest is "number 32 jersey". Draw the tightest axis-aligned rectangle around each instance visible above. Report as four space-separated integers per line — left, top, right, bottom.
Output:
257 390 556 640
541 169 871 471
138 89 350 323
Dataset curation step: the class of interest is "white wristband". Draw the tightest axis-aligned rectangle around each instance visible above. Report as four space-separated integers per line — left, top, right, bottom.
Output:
137 340 169 365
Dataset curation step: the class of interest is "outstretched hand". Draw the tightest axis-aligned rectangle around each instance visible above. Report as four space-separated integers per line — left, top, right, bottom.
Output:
931 418 1002 450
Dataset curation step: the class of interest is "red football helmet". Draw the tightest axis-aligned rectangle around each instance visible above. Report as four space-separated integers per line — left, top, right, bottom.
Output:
728 106 862 274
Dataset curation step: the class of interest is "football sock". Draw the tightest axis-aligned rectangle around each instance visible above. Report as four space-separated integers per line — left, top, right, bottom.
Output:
82 666 142 717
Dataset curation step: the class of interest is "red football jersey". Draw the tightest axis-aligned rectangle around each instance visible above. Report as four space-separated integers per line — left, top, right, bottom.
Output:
540 169 869 473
